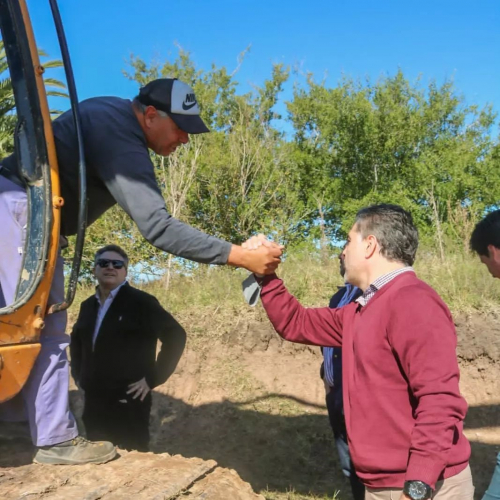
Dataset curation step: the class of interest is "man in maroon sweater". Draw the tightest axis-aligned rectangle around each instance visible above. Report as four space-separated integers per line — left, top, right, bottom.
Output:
249 204 473 500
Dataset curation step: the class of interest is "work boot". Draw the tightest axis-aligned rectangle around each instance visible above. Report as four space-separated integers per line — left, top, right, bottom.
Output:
33 436 117 465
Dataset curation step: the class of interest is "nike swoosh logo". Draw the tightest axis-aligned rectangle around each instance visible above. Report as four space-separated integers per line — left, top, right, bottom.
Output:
182 101 197 110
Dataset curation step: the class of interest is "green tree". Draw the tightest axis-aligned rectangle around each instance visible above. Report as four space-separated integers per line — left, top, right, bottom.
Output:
287 70 500 248
78 49 307 280
74 53 500 279
0 40 67 159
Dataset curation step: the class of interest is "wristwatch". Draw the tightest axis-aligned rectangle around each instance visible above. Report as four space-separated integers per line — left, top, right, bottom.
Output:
403 480 433 500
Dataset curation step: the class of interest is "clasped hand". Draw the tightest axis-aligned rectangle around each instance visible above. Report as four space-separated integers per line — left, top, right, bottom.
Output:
242 234 284 276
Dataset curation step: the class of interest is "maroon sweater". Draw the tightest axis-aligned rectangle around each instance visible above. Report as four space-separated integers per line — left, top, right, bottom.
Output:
260 271 470 489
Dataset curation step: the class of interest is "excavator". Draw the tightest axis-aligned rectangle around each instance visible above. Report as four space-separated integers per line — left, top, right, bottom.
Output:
0 0 87 403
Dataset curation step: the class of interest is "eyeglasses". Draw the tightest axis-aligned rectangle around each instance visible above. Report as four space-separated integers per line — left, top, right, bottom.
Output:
96 259 126 270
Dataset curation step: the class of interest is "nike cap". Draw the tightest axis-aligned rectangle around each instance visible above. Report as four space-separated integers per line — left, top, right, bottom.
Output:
137 78 209 134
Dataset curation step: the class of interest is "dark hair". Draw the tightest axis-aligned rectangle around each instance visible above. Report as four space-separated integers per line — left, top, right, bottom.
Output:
94 244 129 268
470 209 500 257
355 204 419 266
132 96 146 111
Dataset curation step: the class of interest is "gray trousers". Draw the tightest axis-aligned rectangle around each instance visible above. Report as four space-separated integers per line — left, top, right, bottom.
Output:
0 175 77 446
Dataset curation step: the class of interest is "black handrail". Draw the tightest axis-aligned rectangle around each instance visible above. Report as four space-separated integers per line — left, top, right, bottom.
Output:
47 0 87 313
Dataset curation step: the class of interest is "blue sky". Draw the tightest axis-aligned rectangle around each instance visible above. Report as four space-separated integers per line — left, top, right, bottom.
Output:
28 0 500 133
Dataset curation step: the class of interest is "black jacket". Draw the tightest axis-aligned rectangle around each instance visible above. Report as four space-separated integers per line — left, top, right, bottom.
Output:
70 283 186 394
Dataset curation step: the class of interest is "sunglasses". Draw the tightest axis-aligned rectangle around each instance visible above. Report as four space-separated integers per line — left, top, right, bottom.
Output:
96 259 126 270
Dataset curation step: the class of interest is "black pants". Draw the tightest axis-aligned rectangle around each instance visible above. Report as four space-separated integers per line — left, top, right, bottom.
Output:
326 389 365 500
82 390 152 452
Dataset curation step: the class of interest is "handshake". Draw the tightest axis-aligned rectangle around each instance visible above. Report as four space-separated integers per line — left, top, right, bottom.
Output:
236 234 284 276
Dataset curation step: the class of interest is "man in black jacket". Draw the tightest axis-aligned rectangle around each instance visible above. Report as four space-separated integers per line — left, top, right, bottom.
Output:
70 244 186 451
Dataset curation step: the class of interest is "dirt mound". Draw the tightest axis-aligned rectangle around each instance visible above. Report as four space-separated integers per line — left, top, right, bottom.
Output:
455 312 500 362
1 309 498 499
0 449 263 500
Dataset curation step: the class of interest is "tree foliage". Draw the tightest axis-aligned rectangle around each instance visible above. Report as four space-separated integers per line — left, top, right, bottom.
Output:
3 44 498 279
287 70 500 243
79 52 500 279
0 40 67 160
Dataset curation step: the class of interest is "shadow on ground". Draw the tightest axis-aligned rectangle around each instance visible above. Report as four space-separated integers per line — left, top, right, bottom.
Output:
149 396 499 499
1 393 498 500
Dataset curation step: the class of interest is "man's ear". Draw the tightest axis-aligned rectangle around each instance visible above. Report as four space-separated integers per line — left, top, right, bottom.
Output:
489 244 500 262
143 106 158 127
365 234 377 259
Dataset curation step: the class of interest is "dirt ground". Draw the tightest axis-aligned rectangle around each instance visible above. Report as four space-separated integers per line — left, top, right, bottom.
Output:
1 309 499 499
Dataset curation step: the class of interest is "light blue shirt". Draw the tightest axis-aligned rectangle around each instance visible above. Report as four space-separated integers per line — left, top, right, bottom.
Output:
92 280 127 348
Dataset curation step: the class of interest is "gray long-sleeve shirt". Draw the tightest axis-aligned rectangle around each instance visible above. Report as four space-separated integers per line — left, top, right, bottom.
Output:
3 97 231 265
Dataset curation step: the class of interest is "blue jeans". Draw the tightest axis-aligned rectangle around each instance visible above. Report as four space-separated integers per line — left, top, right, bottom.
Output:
483 453 500 500
326 387 365 500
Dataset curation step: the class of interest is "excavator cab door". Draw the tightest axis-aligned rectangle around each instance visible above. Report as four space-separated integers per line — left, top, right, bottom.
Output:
0 0 86 403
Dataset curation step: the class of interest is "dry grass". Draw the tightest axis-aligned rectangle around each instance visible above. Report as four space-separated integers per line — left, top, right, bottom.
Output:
71 247 500 334
413 251 500 312
262 489 341 500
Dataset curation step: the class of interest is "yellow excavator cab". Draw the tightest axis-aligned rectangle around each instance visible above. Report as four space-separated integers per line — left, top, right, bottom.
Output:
0 0 86 402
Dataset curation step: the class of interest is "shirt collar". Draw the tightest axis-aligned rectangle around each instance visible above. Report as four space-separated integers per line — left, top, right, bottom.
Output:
95 280 127 305
356 267 413 307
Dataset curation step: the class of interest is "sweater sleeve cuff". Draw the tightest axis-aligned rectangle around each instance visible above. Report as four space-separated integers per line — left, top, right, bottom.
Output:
406 454 445 490
259 273 278 288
